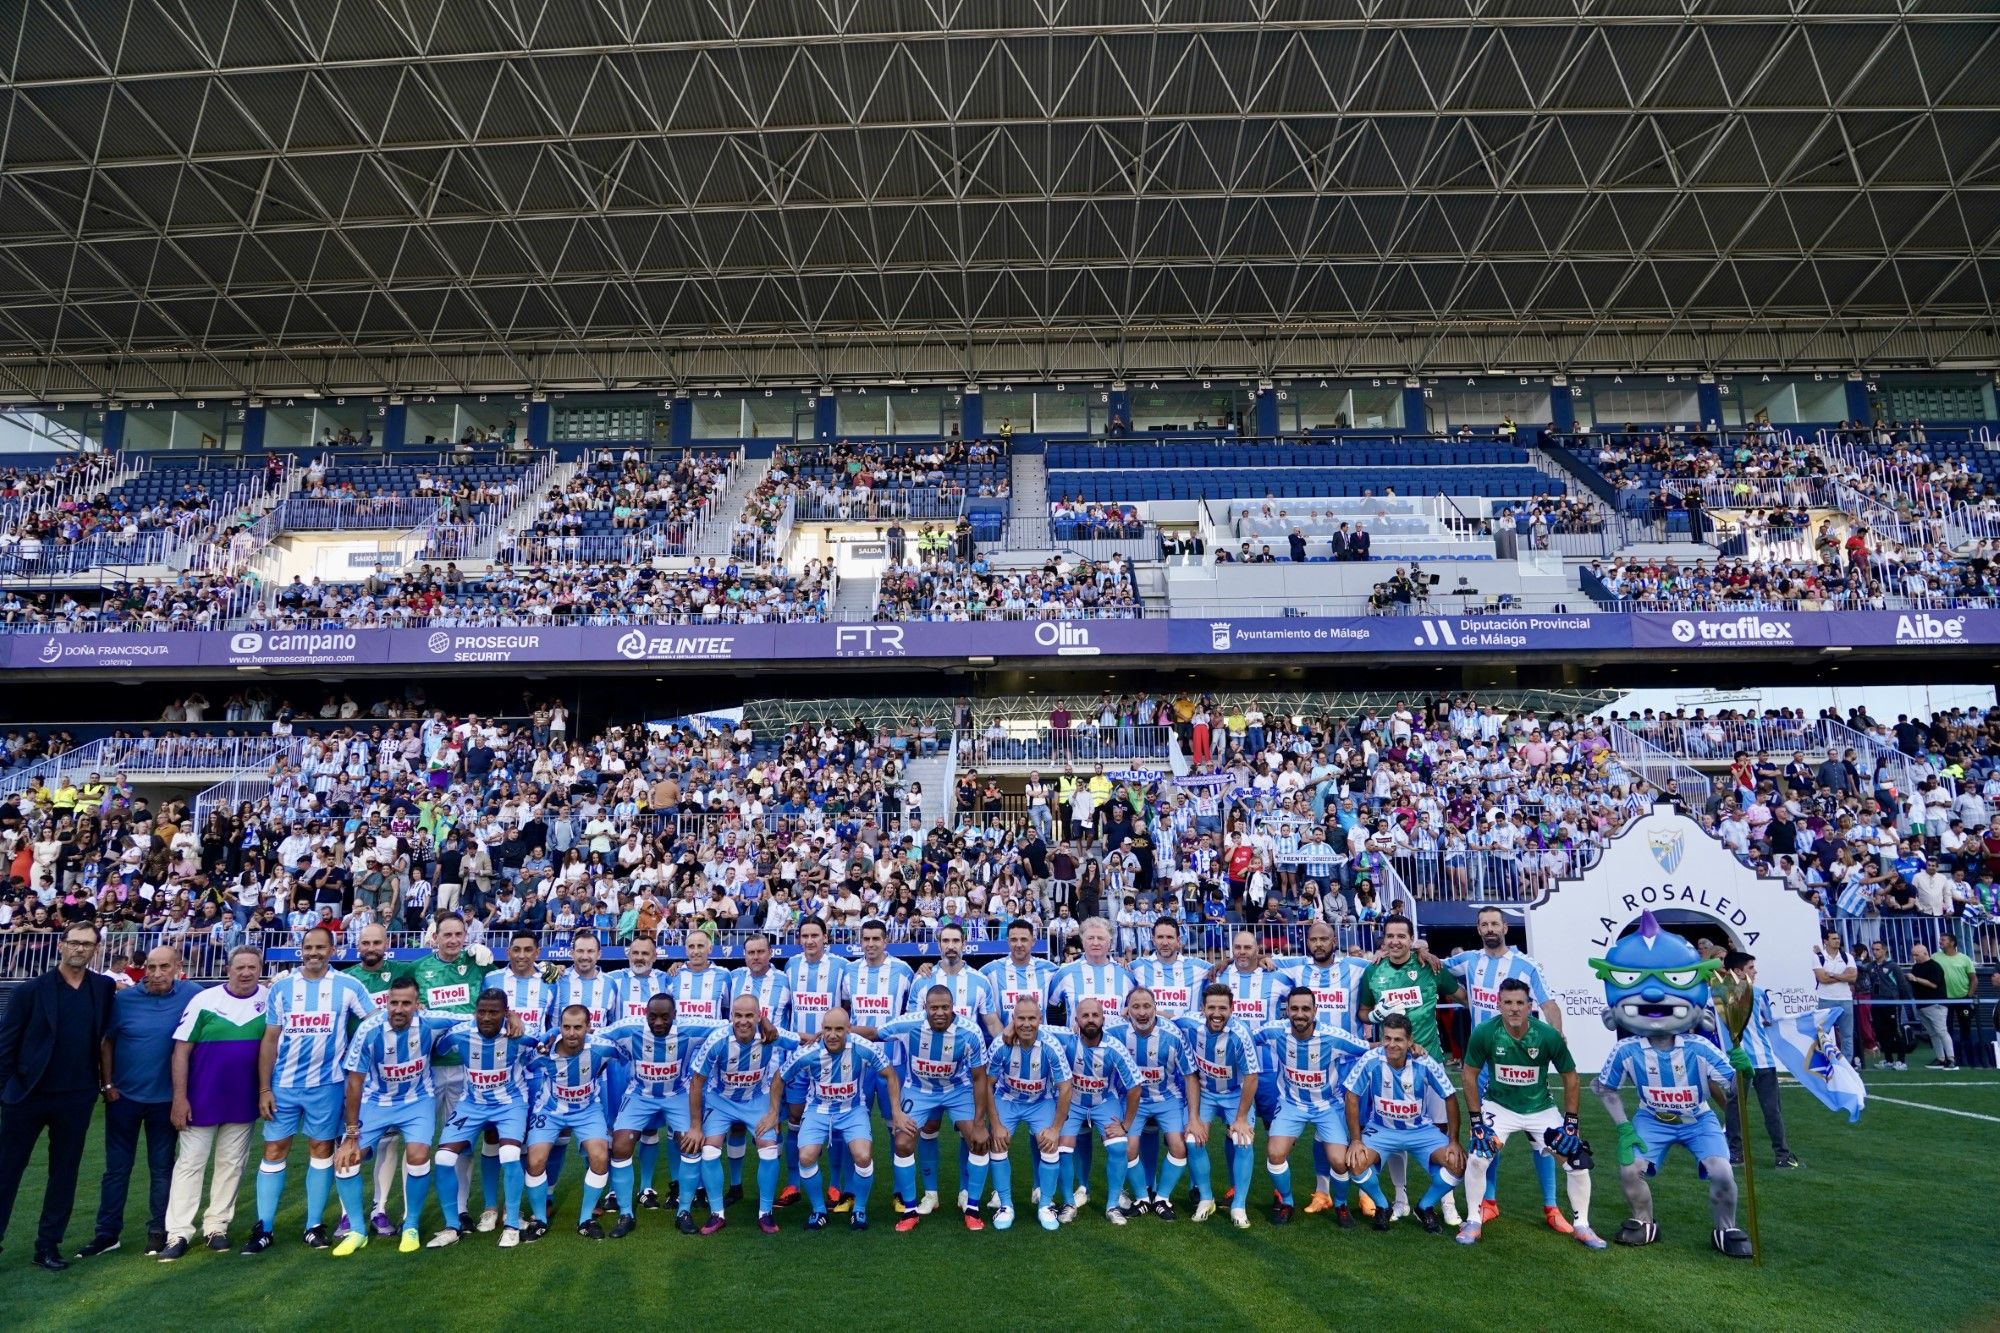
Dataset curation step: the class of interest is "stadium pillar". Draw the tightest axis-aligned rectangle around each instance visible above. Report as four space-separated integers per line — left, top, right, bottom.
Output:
384 402 408 449
1402 385 1429 434
814 390 837 442
1549 384 1575 433
668 396 692 448
241 404 267 452
526 399 551 448
102 406 125 451
1844 378 1871 423
1697 381 1723 429
960 387 984 440
1253 385 1280 438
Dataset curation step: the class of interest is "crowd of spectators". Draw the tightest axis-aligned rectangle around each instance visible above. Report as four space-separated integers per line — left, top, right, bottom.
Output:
501 449 734 563
874 551 1140 621
258 556 836 628
1582 526 2000 610
0 574 263 632
1047 500 1146 539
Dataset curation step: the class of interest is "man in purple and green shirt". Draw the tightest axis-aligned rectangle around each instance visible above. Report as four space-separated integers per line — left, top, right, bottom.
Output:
161 946 269 1260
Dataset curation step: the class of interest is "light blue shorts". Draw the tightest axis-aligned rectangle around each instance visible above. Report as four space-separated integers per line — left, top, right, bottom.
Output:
1635 1110 1729 1174
799 1105 873 1148
359 1098 436 1155
612 1093 692 1136
528 1099 610 1148
263 1083 345 1142
1271 1104 1348 1145
441 1101 530 1145
906 1087 979 1127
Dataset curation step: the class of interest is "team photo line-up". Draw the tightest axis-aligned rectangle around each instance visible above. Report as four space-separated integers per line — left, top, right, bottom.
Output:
4 903 1789 1269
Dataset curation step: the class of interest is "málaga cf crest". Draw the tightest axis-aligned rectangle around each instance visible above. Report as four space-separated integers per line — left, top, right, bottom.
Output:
1648 827 1685 873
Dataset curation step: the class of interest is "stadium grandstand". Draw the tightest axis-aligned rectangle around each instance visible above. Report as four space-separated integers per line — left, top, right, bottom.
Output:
0 2 1995 1327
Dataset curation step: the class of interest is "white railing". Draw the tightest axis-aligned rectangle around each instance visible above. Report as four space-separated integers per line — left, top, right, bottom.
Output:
0 734 306 795
1602 725 1716 803
954 725 1175 769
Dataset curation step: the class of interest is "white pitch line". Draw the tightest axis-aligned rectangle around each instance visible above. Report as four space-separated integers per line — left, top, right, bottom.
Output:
1860 1093 2000 1124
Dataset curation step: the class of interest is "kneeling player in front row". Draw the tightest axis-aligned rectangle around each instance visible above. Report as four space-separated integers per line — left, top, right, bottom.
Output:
1181 984 1260 1228
776 1008 910 1231
523 1004 618 1240
879 987 995 1232
1343 1015 1465 1234
1259 987 1369 1228
987 998 1076 1231
689 995 798 1234
1453 979 1605 1249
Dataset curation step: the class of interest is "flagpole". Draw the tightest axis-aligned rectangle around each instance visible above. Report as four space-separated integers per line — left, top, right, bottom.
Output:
1735 1069 1763 1266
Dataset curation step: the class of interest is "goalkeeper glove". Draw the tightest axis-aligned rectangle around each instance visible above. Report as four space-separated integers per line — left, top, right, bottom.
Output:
1553 1113 1583 1158
1468 1114 1499 1158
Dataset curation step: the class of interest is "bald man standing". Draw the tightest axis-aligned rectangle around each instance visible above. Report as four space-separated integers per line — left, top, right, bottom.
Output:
79 947 201 1258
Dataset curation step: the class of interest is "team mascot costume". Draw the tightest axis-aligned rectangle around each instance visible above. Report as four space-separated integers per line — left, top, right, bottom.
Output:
1587 912 1754 1258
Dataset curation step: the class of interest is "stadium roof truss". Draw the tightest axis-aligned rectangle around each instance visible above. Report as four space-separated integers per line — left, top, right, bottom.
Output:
1 1 1995 399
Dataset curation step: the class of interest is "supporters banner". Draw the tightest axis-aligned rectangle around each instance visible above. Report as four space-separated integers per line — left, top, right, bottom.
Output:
1166 613 1628 655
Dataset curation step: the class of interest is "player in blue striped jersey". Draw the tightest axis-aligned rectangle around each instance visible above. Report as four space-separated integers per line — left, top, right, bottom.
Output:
1344 1014 1466 1234
608 938 671 1024
551 934 617 1028
486 931 557 1032
333 977 468 1255
1215 931 1292 1128
775 1010 908 1230
986 998 1075 1232
923 923 1002 1209
522 1004 618 1239
1257 987 1371 1227
847 921 917 1182
600 994 725 1238
981 919 1058 1017
878 987 992 1232
1130 920 1209 1022
1050 918 1135 1023
1178 983 1260 1229
1443 907 1562 1224
428 991 538 1249
689 993 797 1234
250 926 374 1254
1271 921 1373 1214
780 918 853 1210
1047 998 1142 1227
1114 988 1197 1221
730 933 794 1025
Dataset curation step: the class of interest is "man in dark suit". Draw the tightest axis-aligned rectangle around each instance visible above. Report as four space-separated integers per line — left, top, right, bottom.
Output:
0 919 117 1271
1350 523 1372 561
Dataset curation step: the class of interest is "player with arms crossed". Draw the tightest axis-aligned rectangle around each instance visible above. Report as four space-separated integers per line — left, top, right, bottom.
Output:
986 997 1075 1231
688 993 797 1235
879 986 993 1232
775 1008 908 1231
248 925 373 1254
1258 987 1370 1227
1046 998 1142 1227
1344 1013 1465 1234
1454 978 1603 1249
1180 983 1260 1229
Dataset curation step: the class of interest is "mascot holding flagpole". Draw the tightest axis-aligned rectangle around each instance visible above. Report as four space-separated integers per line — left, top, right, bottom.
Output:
1588 912 1756 1259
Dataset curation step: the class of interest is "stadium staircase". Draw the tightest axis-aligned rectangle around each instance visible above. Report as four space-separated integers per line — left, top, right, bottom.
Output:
831 571 878 619
1004 451 1051 551
692 455 772 558
900 743 957 827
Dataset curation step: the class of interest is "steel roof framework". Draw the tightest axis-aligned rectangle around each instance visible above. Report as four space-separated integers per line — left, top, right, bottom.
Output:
0 1 1994 399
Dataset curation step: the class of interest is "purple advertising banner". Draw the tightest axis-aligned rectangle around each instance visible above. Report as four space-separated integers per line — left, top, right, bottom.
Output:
1628 611 1832 650
9 609 2000 670
1167 613 1630 655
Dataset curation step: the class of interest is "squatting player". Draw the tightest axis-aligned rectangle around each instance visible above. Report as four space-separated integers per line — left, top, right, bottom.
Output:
1180 984 1260 1228
1344 1014 1465 1235
987 997 1075 1231
776 1008 908 1230
878 987 992 1232
689 994 797 1234
1047 998 1142 1226
1257 987 1368 1228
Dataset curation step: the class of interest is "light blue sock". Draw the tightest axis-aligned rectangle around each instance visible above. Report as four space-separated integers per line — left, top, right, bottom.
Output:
1056 1147 1075 1201
755 1146 780 1215
436 1153 463 1229
480 1145 502 1213
1269 1157 1293 1205
525 1171 549 1223
702 1149 728 1216
991 1154 1014 1208
1331 1169 1351 1207
403 1162 432 1231
962 1153 989 1207
1419 1167 1459 1211
801 1162 827 1215
609 1156 636 1218
500 1156 525 1228
255 1160 287 1230
1354 1165 1390 1211
579 1169 608 1226
1101 1137 1128 1208
893 1153 918 1209
918 1132 940 1193
850 1162 873 1222
1534 1149 1559 1207
1486 1147 1503 1201
1156 1150 1186 1202
678 1154 702 1210
637 1135 660 1196
304 1158 333 1229
1033 1152 1058 1210
333 1166 366 1233
1231 1143 1255 1201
